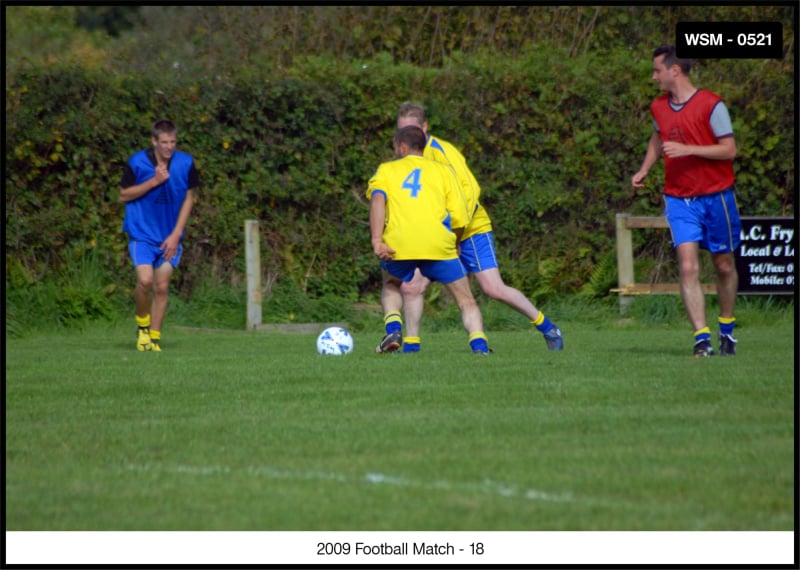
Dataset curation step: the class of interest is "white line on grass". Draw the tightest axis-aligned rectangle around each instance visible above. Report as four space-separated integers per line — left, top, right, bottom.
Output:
123 463 573 503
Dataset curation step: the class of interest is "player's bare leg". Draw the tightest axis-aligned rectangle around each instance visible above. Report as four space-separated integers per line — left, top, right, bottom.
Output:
713 251 738 355
134 265 155 351
149 262 174 351
444 276 490 353
150 263 173 331
676 242 713 356
400 269 429 352
377 271 404 353
134 265 154 319
676 242 707 330
712 252 737 318
473 267 562 350
473 267 538 319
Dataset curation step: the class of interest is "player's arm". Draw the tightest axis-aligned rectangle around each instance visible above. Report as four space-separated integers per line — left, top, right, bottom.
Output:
169 163 200 241
160 189 196 259
433 142 480 218
442 167 470 234
662 136 736 160
632 131 663 188
369 192 395 261
663 102 737 161
444 190 468 250
119 162 170 203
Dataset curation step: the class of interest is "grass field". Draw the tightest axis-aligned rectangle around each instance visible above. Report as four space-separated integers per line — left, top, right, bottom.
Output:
6 307 795 537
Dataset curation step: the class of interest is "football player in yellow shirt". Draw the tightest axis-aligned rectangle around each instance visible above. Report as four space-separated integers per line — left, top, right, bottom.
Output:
394 102 563 353
366 125 491 354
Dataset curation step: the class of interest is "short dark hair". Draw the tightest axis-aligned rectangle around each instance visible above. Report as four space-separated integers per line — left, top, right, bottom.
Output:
394 125 427 151
152 118 177 138
653 44 692 75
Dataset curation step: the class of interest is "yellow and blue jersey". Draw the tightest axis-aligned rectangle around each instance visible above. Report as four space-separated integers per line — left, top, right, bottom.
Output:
366 154 468 260
425 135 493 240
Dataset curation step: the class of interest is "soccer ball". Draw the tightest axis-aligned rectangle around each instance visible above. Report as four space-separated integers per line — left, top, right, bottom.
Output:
316 326 354 355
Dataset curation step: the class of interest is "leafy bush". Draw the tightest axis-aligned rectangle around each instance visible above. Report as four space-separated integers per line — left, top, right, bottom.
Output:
5 7 794 332
5 250 123 337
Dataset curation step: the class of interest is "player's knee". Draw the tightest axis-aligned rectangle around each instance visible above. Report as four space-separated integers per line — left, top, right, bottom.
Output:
401 280 425 297
678 260 700 280
153 281 170 297
477 274 510 300
713 256 736 277
480 282 506 300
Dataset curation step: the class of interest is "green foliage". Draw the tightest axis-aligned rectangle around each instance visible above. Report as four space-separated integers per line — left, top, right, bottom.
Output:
624 295 686 325
581 249 620 298
167 278 247 331
167 273 363 331
75 6 140 37
5 6 109 73
4 6 795 328
262 278 356 325
5 250 122 337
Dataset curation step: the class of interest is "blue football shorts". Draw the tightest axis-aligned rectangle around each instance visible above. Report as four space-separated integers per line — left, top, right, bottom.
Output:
459 231 499 273
382 258 467 284
128 240 182 269
663 188 741 253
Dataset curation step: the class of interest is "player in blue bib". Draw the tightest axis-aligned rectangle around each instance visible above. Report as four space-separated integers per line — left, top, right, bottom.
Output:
120 119 200 352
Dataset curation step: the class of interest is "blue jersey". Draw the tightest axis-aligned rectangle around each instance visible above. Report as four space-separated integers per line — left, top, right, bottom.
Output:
121 149 198 244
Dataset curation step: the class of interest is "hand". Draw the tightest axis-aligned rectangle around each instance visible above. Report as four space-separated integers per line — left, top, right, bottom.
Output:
632 170 648 188
662 141 691 158
153 163 170 185
373 242 396 261
160 234 180 261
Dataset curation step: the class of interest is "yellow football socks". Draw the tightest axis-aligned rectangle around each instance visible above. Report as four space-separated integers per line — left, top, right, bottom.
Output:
694 326 712 343
384 311 403 334
149 329 162 352
718 316 736 336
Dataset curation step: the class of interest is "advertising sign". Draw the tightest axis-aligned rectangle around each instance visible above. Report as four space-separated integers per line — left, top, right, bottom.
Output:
736 217 795 294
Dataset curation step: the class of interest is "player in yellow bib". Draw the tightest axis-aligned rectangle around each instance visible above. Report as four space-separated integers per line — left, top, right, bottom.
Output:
395 102 563 352
366 126 491 354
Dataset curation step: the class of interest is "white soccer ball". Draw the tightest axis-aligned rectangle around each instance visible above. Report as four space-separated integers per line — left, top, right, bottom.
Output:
316 326 354 355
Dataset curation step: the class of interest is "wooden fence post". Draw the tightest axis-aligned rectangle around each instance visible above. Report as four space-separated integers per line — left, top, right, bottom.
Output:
245 220 262 330
615 213 634 312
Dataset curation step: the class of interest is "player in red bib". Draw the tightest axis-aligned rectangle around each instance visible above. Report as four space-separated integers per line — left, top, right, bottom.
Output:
632 45 741 357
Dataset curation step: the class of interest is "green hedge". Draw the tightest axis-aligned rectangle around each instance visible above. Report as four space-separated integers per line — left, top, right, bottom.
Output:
5 43 794 310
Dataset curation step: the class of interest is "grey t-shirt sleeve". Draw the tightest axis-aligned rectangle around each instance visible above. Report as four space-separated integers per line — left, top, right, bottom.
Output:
709 101 734 138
